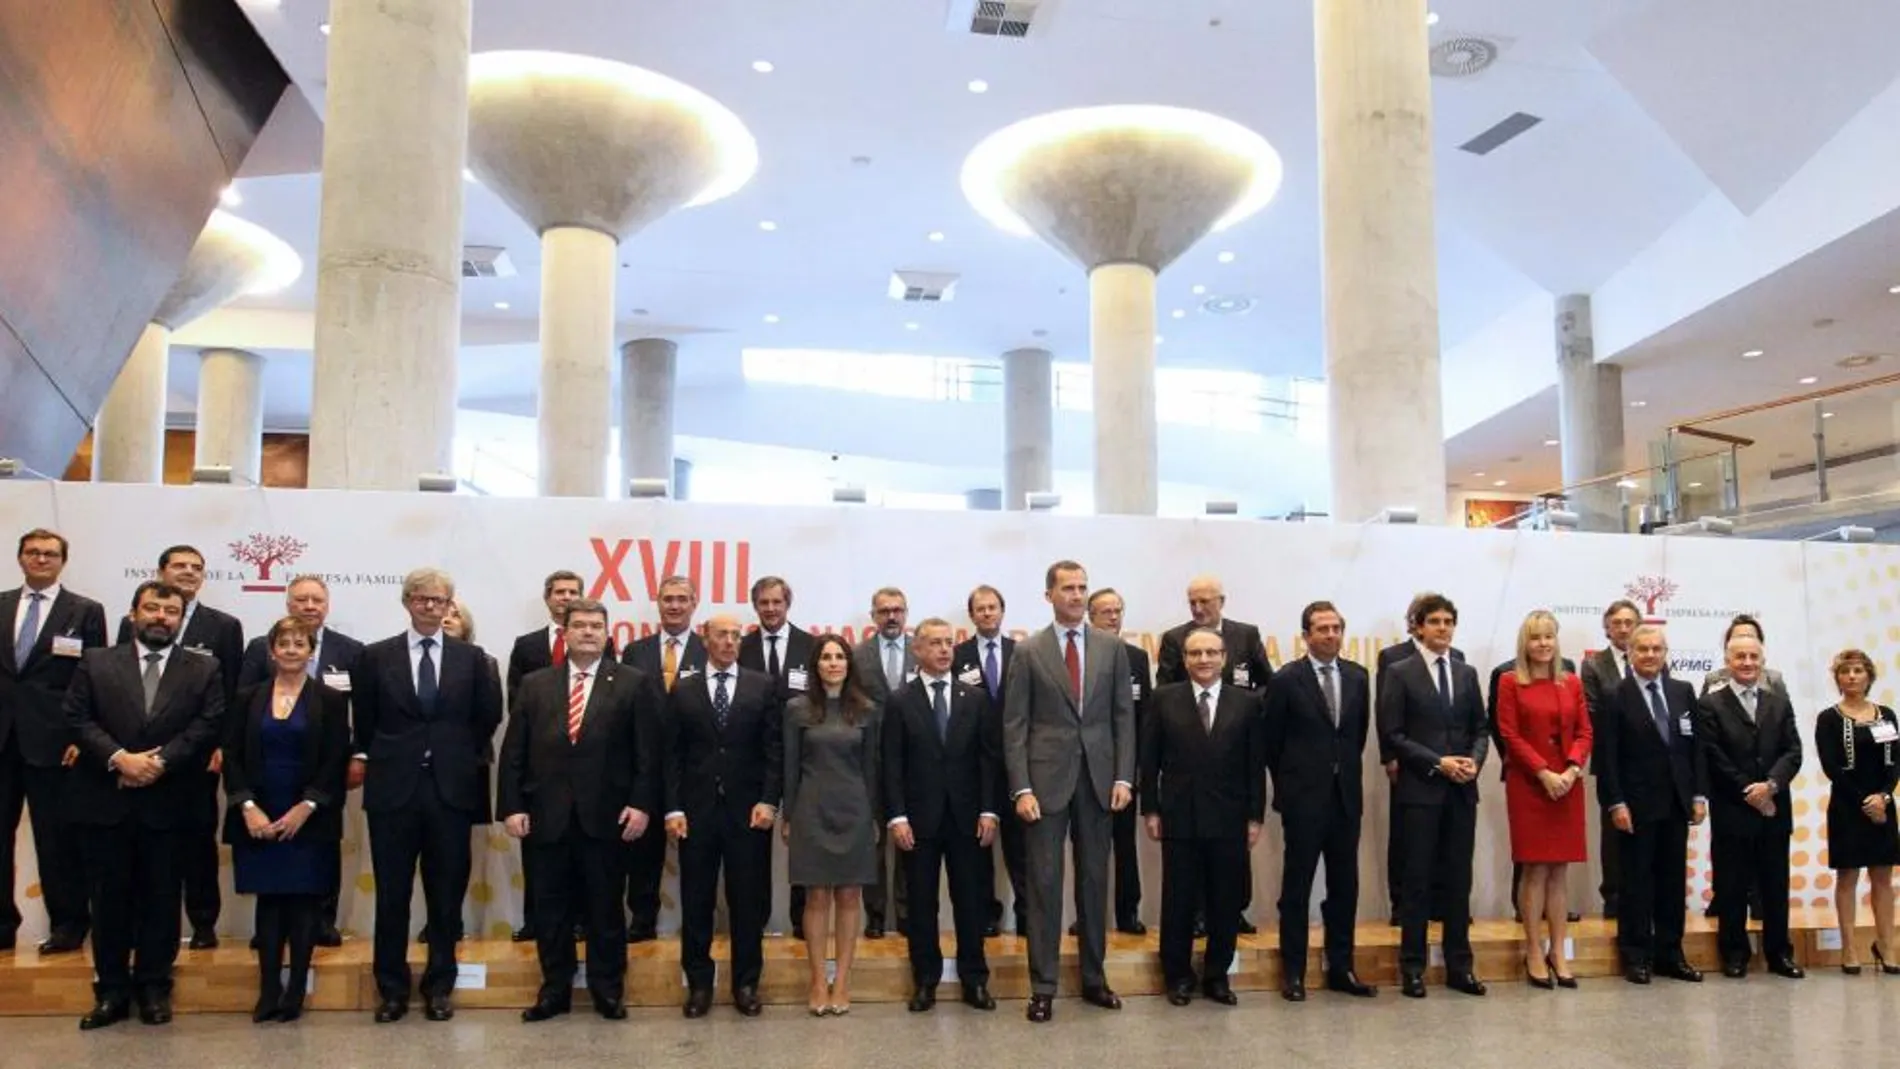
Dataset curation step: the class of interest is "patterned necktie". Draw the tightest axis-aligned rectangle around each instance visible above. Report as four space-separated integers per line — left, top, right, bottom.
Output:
15 592 44 666
567 670 589 743
1435 655 1452 712
1065 630 1081 701
884 640 902 691
983 640 999 700
1319 663 1339 726
1199 688 1214 734
713 671 731 732
932 680 950 741
141 651 163 715
1647 680 1671 740
663 638 679 692
417 637 439 708
767 634 780 678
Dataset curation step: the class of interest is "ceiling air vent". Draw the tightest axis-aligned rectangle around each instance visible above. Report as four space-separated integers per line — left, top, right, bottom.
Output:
1459 111 1543 155
949 0 1045 38
888 270 961 303
461 245 517 279
1430 35 1500 78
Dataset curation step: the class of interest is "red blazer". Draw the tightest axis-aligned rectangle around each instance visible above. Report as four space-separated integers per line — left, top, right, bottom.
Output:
1496 672 1593 780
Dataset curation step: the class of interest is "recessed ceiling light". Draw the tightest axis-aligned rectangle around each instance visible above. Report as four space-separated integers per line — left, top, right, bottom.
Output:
758 220 778 231
967 79 989 94
1171 309 1186 319
1798 375 1819 385
1616 479 1640 489
218 185 242 208
1543 438 1559 446
493 301 509 310
1888 283 1900 294
1191 284 1207 295
1154 335 1165 344
1688 481 1704 489
904 322 920 331
1629 400 1647 408
318 21 330 35
1741 349 1763 358
1216 251 1236 264
762 314 779 324
1822 410 1836 419
927 231 945 242
751 60 774 73
1492 479 1508 488
1472 471 1486 478
462 168 475 183
1427 12 1442 26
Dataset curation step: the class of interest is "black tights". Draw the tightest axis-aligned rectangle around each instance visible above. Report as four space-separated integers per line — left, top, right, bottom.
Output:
255 894 321 1002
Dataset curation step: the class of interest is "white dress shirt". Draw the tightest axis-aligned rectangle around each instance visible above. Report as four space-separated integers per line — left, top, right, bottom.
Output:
890 671 997 826
567 659 601 708
13 581 60 644
1194 679 1224 727
407 627 444 690
1414 638 1454 702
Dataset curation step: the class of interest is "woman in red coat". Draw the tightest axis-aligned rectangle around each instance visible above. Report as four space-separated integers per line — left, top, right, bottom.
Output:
1496 610 1592 989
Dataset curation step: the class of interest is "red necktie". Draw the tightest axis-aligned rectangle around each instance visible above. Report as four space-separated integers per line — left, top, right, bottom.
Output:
551 629 566 665
1064 629 1081 700
567 670 588 743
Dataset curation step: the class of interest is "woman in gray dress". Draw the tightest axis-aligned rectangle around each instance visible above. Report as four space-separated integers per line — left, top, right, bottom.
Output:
781 633 881 1016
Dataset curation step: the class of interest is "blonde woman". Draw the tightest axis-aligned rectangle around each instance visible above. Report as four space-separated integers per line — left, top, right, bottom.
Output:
1494 610 1592 989
1816 649 1900 974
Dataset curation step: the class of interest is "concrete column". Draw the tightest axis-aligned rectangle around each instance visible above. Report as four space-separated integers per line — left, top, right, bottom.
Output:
538 227 617 496
1002 347 1054 511
1090 263 1159 515
621 338 678 493
1555 294 1625 530
964 488 1003 511
672 457 694 501
194 348 265 484
306 0 470 490
92 323 170 483
1316 0 1446 523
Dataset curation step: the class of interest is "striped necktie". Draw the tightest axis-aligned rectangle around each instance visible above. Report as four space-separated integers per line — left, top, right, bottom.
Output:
567 670 589 743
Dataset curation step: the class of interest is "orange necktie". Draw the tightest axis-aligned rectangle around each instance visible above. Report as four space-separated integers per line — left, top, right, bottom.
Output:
662 638 679 692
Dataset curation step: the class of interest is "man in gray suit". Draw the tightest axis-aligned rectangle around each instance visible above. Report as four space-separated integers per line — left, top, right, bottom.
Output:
1003 560 1135 1023
852 586 915 938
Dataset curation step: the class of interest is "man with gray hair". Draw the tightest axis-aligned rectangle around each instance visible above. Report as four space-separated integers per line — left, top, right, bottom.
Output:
351 567 504 1024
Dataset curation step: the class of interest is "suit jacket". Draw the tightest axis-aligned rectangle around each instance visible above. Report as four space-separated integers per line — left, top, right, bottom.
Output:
662 664 782 824
1264 657 1371 819
1579 647 1627 776
1376 651 1489 806
498 660 658 844
0 585 110 765
1487 657 1577 779
1001 623 1135 813
951 633 1015 709
1596 673 1704 824
61 644 225 828
883 675 998 841
1695 685 1803 834
504 626 617 705
621 629 707 692
236 627 365 690
1156 618 1274 691
738 623 816 700
1138 682 1266 839
350 632 503 817
1374 640 1464 763
853 632 916 704
220 680 350 845
119 601 243 705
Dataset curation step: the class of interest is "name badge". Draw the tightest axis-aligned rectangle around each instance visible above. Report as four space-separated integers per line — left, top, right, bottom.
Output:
184 644 212 656
786 667 809 692
1129 682 1143 702
1870 720 1899 744
1677 716 1694 737
51 635 84 658
322 670 352 693
1232 665 1252 689
904 669 919 685
677 667 698 680
958 668 983 687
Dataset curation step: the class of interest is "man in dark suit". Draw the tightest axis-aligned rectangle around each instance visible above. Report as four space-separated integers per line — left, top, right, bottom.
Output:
885 617 999 1012
618 573 705 941
1377 593 1488 999
1003 560 1135 1024
235 574 364 946
1085 587 1148 935
352 568 504 1024
1580 599 1641 920
1695 633 1804 980
1374 593 1464 923
852 585 915 939
499 598 658 1022
64 580 224 1029
115 544 242 950
1596 623 1705 985
663 613 782 1018
1265 601 1376 1001
1142 626 1264 1007
954 584 1022 937
0 528 109 955
1487 655 1580 924
737 575 813 936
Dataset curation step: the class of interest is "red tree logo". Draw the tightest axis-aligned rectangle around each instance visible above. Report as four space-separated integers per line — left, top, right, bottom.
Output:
1624 575 1679 619
230 533 308 593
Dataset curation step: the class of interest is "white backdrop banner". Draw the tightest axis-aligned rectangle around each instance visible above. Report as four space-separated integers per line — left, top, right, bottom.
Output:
1 483 1890 940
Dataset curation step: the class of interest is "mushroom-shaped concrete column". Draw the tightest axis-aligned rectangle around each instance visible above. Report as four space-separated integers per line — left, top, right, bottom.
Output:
468 52 757 498
94 211 300 483
963 106 1281 515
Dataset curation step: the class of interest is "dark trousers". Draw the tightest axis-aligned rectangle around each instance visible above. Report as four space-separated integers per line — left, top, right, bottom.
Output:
368 776 473 1001
1024 782 1111 996
903 825 991 989
625 826 667 934
253 893 319 1004
1615 816 1689 967
678 803 770 993
0 736 21 939
1712 825 1792 964
1279 802 1361 978
79 821 182 1001
989 785 1032 930
1160 835 1246 986
24 763 92 938
180 772 221 932
527 828 628 1003
1598 798 1624 913
865 838 908 929
1385 787 1404 914
1396 796 1476 976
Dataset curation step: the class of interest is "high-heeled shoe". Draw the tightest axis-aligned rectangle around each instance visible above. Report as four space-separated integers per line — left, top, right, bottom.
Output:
1525 960 1554 990
1547 953 1578 989
1873 944 1900 976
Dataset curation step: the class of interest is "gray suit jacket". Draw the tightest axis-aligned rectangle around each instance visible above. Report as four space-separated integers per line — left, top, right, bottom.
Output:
1002 623 1135 814
853 632 916 704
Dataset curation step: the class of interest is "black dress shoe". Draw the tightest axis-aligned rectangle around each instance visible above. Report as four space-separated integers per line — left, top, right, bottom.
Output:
1446 973 1487 996
1282 977 1307 1002
512 926 536 943
595 999 627 1020
416 926 430 944
1026 993 1053 1022
1167 982 1194 1006
521 999 571 1023
1566 911 1583 923
733 986 763 1016
792 923 806 941
253 994 283 1023
1325 971 1376 997
1081 985 1122 1010
188 929 218 951
276 994 305 1023
908 986 937 1012
79 1000 130 1031
249 935 260 951
961 983 996 1010
1193 919 1208 939
1117 919 1148 936
1767 957 1806 979
628 926 658 944
39 932 86 954
1400 973 1426 998
0 932 12 952
1067 921 1081 937
864 921 886 940
1656 960 1703 983
315 926 343 948
374 998 408 1023
983 921 1000 938
1722 961 1748 979
1236 917 1258 936
683 988 712 1018
423 996 454 1021
1014 914 1030 937
138 996 173 1025
1624 965 1652 985
573 925 587 942
1202 980 1238 1005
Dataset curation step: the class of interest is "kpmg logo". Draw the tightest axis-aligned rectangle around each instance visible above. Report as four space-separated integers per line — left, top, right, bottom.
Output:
589 538 753 605
228 533 309 594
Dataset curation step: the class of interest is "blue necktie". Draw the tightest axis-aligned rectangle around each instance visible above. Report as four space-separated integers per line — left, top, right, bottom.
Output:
14 592 44 666
713 671 731 732
932 680 950 741
983 641 999 700
1435 655 1451 713
417 637 439 710
1647 680 1671 740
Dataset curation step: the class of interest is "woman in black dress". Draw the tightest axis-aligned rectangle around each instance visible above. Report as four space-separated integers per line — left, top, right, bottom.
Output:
224 617 350 1021
1815 648 1900 974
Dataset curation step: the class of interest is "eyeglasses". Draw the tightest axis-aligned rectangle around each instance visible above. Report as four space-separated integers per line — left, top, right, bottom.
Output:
408 594 451 608
19 549 63 560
